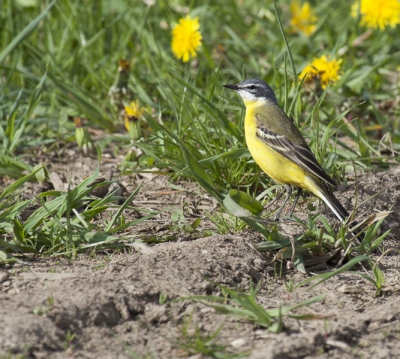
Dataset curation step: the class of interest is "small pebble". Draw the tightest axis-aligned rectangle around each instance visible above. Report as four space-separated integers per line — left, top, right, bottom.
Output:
200 307 213 314
2 280 11 288
337 284 364 294
388 222 399 229
0 271 9 282
231 338 247 348
7 288 17 295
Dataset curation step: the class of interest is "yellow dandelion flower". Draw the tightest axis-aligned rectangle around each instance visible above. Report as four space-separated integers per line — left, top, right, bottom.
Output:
290 1 317 36
351 0 400 30
299 55 342 89
171 15 202 62
124 101 144 141
125 100 143 119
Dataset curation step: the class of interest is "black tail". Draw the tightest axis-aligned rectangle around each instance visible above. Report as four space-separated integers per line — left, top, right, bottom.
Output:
318 186 349 223
317 185 364 240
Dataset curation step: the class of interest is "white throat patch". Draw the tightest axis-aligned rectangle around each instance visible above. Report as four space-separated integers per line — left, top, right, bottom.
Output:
237 89 259 102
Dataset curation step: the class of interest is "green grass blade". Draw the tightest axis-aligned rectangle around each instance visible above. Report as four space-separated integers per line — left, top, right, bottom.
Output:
105 182 143 232
175 77 244 142
0 0 56 64
294 255 373 290
274 1 297 86
0 167 41 201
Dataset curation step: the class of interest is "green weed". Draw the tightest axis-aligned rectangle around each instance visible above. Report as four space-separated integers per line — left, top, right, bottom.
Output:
0 0 398 269
176 312 250 358
183 281 327 333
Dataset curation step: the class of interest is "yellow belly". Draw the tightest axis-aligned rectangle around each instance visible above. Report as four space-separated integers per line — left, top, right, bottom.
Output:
245 116 307 189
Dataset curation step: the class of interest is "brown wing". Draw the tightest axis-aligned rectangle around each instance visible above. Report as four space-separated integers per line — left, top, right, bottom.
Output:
256 125 337 188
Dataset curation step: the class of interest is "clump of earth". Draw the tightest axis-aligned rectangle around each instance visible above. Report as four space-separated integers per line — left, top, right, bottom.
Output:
1 155 400 359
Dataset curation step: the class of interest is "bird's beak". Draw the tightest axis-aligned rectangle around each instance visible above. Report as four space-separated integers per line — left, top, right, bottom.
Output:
223 84 239 90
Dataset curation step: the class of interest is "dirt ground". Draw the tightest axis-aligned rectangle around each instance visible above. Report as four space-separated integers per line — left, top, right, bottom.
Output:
1 153 400 359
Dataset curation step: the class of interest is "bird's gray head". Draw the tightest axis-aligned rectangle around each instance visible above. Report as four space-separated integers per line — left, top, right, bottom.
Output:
224 78 278 105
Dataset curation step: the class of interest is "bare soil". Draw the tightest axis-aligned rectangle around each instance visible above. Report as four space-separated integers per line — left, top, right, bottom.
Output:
1 153 400 359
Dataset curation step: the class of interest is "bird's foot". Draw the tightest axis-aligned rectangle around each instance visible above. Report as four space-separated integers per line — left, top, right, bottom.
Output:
272 215 283 222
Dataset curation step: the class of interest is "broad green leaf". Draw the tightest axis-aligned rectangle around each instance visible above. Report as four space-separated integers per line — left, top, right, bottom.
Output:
229 189 264 216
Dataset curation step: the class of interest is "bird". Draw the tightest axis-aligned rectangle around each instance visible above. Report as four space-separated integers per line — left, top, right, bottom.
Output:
223 78 353 225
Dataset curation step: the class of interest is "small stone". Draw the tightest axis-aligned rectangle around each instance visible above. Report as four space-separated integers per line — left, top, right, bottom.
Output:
388 222 399 229
254 258 263 266
231 338 247 348
254 329 271 339
200 307 213 314
2 280 11 288
7 288 17 295
0 271 9 283
337 284 364 294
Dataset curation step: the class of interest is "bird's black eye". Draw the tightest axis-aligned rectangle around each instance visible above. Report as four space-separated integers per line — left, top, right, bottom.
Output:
248 85 256 90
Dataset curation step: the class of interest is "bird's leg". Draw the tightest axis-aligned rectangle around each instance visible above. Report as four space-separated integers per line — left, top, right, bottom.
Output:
288 188 302 219
273 185 292 220
263 186 285 212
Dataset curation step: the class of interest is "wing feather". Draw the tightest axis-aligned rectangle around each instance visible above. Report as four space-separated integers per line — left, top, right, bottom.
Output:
256 124 337 188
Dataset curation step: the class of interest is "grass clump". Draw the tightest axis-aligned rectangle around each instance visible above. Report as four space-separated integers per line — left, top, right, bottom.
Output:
0 0 398 270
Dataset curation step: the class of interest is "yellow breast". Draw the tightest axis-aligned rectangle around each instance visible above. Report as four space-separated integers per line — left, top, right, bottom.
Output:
244 107 307 188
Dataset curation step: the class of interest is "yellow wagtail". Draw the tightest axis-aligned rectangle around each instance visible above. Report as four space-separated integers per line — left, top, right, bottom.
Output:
224 78 351 223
